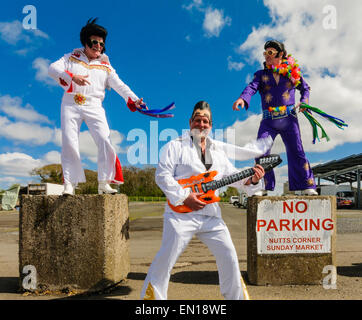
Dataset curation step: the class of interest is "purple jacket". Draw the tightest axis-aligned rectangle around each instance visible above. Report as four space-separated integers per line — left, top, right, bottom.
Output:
240 67 310 111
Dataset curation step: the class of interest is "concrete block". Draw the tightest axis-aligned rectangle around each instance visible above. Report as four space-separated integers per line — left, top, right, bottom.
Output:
19 194 130 292
247 196 336 286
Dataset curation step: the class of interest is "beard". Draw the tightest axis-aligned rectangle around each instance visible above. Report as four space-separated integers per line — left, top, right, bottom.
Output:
190 128 210 141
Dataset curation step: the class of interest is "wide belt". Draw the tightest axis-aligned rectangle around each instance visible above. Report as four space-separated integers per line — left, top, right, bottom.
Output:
262 104 296 120
62 93 102 107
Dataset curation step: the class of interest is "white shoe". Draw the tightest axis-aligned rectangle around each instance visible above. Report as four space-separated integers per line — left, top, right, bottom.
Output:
63 183 75 195
254 191 264 196
98 182 117 194
302 189 318 196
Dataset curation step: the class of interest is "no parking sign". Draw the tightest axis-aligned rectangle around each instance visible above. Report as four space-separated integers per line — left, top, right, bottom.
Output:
256 199 334 254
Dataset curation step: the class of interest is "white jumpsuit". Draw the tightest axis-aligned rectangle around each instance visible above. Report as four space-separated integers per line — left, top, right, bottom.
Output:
48 48 139 185
140 132 266 300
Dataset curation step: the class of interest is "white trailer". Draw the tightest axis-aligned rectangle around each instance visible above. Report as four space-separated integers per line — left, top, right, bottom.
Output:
319 184 351 195
27 183 64 195
317 184 355 208
229 192 248 208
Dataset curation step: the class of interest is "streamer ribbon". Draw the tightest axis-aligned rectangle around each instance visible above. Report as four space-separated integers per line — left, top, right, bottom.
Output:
300 102 348 144
127 98 175 118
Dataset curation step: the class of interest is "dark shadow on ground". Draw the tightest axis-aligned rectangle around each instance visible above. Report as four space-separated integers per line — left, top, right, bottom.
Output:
170 271 219 285
127 272 146 281
337 263 362 277
0 277 19 293
55 283 133 300
129 270 219 285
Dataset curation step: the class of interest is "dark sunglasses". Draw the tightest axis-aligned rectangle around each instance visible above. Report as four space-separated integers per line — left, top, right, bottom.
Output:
91 39 105 47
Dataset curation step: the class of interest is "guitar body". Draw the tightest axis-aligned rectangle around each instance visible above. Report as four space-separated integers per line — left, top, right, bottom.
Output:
166 154 282 214
167 171 220 213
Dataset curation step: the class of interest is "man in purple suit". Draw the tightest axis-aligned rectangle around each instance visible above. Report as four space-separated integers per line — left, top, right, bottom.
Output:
232 40 317 195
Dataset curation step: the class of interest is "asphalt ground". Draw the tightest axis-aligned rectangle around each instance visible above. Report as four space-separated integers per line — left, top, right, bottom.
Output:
0 202 361 301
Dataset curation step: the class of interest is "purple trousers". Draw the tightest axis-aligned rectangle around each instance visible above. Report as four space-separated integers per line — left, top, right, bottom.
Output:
257 113 316 191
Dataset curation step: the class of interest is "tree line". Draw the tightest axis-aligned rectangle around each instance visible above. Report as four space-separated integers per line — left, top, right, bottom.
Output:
30 164 164 196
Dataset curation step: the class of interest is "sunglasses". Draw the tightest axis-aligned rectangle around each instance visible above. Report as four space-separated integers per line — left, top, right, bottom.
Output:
263 49 278 57
90 39 105 47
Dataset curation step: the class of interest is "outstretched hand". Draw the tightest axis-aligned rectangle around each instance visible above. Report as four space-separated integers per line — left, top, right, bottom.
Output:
135 98 148 110
232 98 245 111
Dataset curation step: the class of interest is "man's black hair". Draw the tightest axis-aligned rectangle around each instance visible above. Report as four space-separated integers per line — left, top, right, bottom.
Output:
80 18 107 53
191 101 213 124
264 40 287 59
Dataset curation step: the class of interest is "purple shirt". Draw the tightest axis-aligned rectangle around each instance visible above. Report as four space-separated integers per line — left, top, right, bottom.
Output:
240 67 310 111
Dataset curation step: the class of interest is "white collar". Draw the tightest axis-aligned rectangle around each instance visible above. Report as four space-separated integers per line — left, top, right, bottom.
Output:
71 48 110 65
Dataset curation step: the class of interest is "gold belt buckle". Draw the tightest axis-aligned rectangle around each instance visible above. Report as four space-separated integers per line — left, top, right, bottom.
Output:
74 93 86 105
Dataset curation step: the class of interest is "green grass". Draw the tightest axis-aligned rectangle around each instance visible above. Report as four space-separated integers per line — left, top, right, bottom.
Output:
128 202 165 221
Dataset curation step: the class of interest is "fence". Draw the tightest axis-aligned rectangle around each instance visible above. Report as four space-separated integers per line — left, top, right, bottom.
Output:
127 196 229 202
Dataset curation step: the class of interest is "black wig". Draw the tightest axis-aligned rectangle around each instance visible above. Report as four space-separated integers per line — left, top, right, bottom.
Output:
191 101 213 125
80 18 107 53
264 40 287 59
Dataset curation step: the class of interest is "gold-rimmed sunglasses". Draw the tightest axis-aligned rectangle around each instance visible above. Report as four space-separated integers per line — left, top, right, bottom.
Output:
263 49 278 57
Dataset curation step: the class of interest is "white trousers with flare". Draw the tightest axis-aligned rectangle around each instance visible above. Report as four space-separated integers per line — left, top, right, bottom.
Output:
140 212 245 300
61 101 121 185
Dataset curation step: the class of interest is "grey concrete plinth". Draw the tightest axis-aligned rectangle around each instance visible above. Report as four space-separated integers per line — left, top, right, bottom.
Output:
247 196 336 286
19 194 130 292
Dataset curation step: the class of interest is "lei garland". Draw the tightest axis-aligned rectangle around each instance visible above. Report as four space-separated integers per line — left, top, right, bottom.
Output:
266 54 301 87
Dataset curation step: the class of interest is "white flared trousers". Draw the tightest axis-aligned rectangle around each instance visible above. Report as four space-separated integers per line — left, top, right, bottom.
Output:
141 212 244 300
61 102 117 185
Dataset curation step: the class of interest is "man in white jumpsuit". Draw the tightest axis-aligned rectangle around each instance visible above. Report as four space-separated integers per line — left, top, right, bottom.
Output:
141 101 266 300
48 18 144 195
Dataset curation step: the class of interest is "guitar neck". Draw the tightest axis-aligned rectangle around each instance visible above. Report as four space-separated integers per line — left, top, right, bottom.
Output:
203 168 255 192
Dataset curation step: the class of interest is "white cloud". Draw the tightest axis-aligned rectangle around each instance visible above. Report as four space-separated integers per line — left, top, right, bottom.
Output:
203 7 231 38
0 20 24 45
0 116 56 145
227 56 244 71
0 152 43 177
43 151 61 164
32 57 56 86
0 151 62 189
0 20 49 50
183 0 203 11
0 94 51 123
183 2 231 38
230 0 362 153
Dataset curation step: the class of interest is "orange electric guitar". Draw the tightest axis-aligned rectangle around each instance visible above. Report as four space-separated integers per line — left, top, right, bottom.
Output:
167 154 282 213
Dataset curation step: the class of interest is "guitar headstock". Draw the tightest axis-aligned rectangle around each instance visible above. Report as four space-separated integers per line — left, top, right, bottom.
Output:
256 154 282 172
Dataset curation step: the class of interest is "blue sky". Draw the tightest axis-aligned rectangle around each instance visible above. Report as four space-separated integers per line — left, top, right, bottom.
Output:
0 0 361 194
